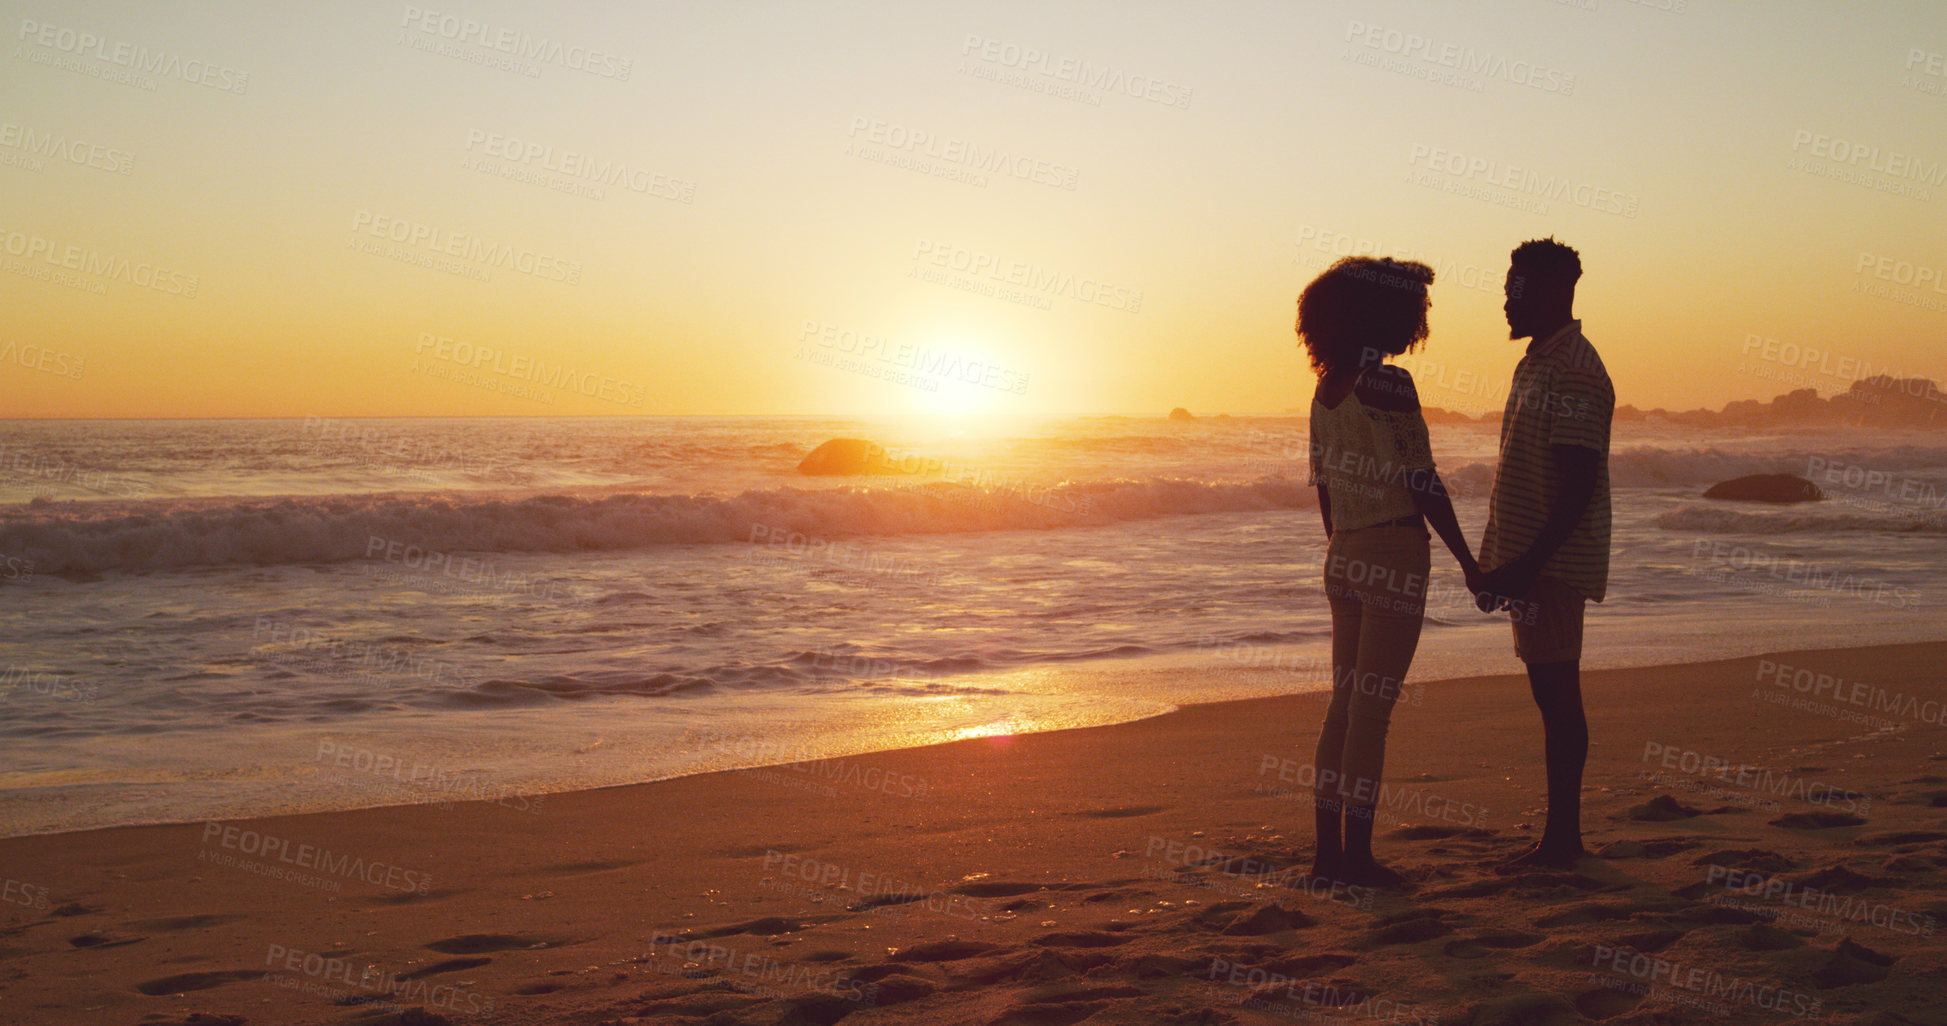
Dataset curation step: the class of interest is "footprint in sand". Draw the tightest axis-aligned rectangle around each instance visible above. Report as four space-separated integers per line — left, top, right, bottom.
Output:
399 956 492 980
1769 810 1866 829
426 933 572 954
1440 930 1544 959
1034 929 1133 948
67 932 143 949
1813 937 1895 988
1689 847 1796 873
1625 795 1705 821
956 881 1047 898
1066 805 1170 819
1791 864 1901 891
1571 984 1642 1020
134 969 262 995
889 939 998 962
129 913 247 932
1853 829 1947 846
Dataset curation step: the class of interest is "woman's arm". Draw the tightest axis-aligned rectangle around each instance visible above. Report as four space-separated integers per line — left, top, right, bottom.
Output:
1317 482 1333 539
1357 365 1480 583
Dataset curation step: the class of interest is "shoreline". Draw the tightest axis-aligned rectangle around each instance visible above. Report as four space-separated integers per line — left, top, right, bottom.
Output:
3 640 1944 1022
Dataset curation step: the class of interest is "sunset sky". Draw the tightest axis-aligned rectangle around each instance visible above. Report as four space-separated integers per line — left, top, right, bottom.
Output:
4 0 1944 419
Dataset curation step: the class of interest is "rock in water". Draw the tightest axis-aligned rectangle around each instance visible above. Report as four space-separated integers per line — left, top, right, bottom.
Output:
1168 407 1194 421
797 438 902 476
1702 474 1823 503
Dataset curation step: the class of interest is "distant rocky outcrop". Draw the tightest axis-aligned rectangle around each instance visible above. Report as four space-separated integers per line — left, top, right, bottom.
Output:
796 438 904 476
1168 407 1195 421
1624 375 1946 429
1703 474 1825 504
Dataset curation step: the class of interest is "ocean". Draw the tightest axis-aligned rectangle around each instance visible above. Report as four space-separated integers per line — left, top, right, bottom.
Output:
2 415 1941 837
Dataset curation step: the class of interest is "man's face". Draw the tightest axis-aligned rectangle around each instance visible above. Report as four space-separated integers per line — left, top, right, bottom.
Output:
1503 269 1534 339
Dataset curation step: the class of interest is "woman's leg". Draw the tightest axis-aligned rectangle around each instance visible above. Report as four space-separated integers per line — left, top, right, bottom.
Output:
1312 537 1364 875
1335 529 1429 882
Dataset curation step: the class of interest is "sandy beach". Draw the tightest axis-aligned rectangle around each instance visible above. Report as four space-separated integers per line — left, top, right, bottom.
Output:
1 641 1942 1025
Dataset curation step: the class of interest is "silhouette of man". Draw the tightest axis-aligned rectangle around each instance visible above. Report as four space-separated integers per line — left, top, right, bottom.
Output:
1477 237 1614 868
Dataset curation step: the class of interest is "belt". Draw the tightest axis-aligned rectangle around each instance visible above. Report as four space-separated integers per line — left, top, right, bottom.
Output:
1369 514 1424 529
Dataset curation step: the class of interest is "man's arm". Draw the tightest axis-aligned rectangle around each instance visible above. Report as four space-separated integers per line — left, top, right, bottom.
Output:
1484 443 1597 601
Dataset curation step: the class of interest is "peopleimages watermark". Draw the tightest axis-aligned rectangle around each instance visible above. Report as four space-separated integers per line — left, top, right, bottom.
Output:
746 523 950 588
0 449 138 498
844 116 1080 191
0 121 134 175
1702 865 1936 937
910 239 1143 314
1205 958 1437 1025
397 5 631 80
0 664 101 704
643 933 877 1006
461 128 694 203
0 223 200 297
1686 539 1920 608
1196 635 1329 681
1754 657 1946 729
1256 756 1484 828
315 738 547 814
1142 835 1375 911
348 209 582 284
362 534 584 605
298 416 508 481
201 822 433 893
15 18 249 94
1406 144 1639 218
1904 46 1946 95
1 878 51 911
880 449 1093 517
796 319 1031 394
1787 129 1944 201
1639 740 1868 814
0 340 86 379
759 851 986 919
685 727 931 800
264 943 496 1017
1735 331 1942 399
1805 455 1947 524
958 35 1193 110
0 553 34 584
1344 19 1575 95
1851 250 1947 314
252 616 481 690
1587 945 1820 1018
412 331 646 407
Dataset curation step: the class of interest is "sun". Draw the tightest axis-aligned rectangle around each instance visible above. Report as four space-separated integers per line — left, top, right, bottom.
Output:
897 337 1026 420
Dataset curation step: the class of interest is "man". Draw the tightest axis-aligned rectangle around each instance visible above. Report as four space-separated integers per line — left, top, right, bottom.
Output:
1477 237 1614 868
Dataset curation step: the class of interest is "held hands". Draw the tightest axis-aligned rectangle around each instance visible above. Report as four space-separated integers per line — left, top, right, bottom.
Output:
1471 555 1540 614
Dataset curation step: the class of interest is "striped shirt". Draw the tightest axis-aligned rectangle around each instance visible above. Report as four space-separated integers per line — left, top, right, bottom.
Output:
1481 320 1614 602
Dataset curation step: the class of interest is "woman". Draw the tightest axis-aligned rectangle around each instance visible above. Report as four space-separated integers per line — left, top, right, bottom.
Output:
1298 256 1482 887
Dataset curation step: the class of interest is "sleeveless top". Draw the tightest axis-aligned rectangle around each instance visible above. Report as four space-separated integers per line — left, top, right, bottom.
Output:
1308 374 1438 531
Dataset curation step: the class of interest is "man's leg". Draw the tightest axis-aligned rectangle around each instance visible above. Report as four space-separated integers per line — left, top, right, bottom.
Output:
1502 577 1589 868
1524 659 1587 860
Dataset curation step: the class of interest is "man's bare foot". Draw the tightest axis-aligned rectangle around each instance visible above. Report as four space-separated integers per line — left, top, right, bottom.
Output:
1497 839 1586 870
1337 858 1408 889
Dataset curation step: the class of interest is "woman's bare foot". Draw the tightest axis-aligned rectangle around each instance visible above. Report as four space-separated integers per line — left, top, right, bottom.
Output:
1497 839 1586 869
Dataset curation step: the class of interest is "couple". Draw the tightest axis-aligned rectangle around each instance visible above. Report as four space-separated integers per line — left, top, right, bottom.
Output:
1301 238 1614 887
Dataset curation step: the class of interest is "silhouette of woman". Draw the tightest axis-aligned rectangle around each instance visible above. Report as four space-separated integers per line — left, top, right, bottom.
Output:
1298 257 1483 887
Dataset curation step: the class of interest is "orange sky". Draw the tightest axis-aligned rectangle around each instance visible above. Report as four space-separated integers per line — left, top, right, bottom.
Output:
4 0 1944 419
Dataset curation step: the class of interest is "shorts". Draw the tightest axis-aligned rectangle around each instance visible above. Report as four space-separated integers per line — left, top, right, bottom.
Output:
1511 574 1586 664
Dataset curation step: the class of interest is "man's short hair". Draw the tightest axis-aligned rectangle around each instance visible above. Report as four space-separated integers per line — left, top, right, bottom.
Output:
1510 237 1582 286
